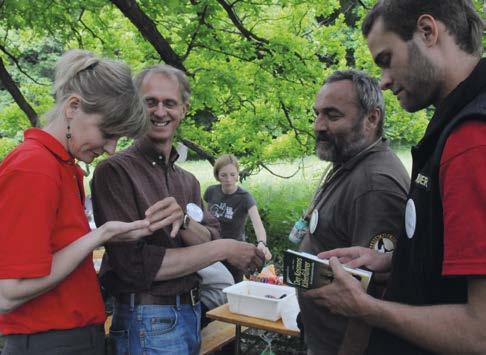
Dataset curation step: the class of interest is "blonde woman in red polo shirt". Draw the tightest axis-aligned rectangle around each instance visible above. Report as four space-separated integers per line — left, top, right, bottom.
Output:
0 50 156 355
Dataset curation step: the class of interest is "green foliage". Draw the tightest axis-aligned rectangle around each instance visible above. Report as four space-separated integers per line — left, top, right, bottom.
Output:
244 181 317 267
0 82 53 137
0 137 18 161
382 93 430 144
1 0 484 173
0 102 32 137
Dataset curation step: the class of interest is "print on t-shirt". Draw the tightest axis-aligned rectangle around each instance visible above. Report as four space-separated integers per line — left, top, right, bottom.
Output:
210 203 234 220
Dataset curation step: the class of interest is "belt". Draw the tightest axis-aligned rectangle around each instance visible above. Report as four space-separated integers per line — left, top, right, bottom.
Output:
116 287 200 307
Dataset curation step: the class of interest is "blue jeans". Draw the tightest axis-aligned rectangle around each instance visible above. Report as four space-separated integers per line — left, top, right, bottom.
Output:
109 299 201 355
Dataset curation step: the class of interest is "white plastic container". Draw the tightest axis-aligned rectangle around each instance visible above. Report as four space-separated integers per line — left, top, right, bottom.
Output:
223 281 296 321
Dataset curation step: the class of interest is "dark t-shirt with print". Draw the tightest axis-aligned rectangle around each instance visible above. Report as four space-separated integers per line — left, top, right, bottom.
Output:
204 185 256 241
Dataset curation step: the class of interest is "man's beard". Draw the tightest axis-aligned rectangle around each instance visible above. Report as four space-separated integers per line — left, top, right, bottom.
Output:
400 41 442 112
315 119 369 163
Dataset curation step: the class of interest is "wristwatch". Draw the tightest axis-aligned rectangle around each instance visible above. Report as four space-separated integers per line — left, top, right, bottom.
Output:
181 214 191 230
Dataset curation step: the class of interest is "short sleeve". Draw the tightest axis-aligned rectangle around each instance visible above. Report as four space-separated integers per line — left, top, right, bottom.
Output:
0 171 59 278
441 121 486 276
244 190 256 210
349 189 407 252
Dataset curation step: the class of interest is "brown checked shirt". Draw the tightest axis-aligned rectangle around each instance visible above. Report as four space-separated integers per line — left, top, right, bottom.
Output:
91 137 220 297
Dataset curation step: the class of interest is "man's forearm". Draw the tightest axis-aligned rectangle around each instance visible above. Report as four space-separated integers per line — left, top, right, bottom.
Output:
180 218 212 246
154 240 227 280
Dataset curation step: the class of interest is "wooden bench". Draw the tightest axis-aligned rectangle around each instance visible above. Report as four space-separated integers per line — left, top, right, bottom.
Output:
200 320 246 355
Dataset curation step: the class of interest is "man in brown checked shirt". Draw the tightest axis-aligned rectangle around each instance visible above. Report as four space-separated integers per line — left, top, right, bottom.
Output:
91 64 265 355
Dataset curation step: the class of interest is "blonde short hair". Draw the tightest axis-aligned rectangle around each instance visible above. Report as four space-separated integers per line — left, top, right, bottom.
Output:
213 154 240 180
46 49 148 138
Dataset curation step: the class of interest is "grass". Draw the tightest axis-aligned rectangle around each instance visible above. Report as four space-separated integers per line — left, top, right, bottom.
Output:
179 147 412 193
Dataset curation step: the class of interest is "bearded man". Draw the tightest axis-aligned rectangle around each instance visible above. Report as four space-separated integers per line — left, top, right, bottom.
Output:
297 69 409 355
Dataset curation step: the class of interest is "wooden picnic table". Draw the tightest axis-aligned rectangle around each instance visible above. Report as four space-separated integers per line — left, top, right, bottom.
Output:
206 304 299 354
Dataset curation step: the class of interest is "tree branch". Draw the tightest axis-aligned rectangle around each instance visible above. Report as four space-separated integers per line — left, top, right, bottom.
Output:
317 0 360 27
0 57 39 127
357 0 369 9
180 138 215 165
69 22 84 47
110 0 186 71
79 9 106 45
0 44 47 85
260 162 301 179
279 100 315 145
194 43 303 85
182 5 209 61
216 0 268 44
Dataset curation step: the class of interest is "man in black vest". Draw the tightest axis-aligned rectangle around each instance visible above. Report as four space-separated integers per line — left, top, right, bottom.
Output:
304 1 486 354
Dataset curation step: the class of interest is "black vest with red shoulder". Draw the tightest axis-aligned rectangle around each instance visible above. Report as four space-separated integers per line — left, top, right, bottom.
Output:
366 59 486 355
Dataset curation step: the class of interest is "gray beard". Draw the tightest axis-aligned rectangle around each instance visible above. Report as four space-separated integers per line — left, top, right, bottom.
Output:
316 134 369 163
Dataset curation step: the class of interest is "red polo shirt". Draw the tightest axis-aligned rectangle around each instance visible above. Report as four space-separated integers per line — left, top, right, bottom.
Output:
0 128 105 334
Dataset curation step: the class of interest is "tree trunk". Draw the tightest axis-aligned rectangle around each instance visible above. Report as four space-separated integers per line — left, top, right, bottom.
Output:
110 0 186 72
0 57 39 127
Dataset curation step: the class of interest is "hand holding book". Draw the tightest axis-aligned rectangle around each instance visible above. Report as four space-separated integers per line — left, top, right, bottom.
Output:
317 246 392 273
301 256 376 319
283 249 373 291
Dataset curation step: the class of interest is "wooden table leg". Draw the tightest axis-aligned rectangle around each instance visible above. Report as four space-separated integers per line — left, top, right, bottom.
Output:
235 324 241 355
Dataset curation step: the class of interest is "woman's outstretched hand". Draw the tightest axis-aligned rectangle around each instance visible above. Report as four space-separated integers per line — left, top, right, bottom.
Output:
97 220 152 243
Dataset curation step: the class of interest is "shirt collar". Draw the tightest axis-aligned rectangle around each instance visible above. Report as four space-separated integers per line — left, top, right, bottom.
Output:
24 128 74 163
134 136 180 169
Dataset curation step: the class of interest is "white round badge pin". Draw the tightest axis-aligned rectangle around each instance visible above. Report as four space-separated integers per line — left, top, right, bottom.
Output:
405 199 416 239
309 209 319 234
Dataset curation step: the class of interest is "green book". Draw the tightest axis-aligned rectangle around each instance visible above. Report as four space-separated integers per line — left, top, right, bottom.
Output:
283 249 373 290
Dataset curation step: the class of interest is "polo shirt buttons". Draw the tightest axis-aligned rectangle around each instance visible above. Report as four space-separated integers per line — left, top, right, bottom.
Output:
152 161 156 166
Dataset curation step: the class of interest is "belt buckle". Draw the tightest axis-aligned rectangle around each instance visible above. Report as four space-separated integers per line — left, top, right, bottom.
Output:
190 287 199 306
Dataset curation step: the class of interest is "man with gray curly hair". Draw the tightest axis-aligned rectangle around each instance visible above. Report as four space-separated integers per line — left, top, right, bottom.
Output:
297 69 409 354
